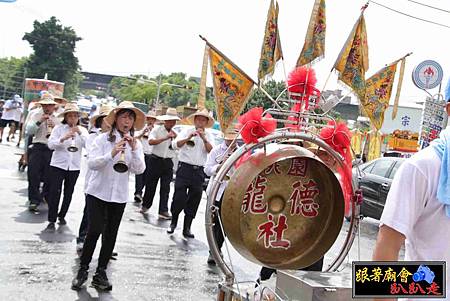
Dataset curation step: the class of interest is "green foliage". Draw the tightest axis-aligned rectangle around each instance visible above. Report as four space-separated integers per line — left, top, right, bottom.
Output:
109 72 214 109
245 80 287 111
0 56 28 99
23 16 82 99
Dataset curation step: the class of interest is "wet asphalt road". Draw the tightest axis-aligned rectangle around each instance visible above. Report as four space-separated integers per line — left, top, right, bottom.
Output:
0 139 394 300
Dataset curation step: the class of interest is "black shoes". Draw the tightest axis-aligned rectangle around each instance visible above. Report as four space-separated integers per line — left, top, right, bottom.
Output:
182 216 195 239
45 222 55 232
92 269 112 291
134 194 142 203
71 267 88 291
58 217 67 225
167 214 178 234
28 203 38 212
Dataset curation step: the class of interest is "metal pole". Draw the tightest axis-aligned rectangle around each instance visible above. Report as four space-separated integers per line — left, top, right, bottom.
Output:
155 73 162 108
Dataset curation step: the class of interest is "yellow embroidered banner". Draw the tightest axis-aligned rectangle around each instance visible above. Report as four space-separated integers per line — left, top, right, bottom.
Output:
334 13 368 101
209 46 255 131
257 0 283 83
297 0 326 67
363 62 398 130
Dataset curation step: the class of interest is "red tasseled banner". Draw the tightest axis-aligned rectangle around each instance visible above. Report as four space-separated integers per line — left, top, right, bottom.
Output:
238 107 277 144
319 121 353 215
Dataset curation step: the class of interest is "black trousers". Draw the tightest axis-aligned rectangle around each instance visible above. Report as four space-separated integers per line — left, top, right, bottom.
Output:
259 257 324 281
213 200 225 250
80 195 126 270
47 166 80 223
27 144 52 205
134 154 151 196
171 162 205 219
142 155 173 213
77 196 89 244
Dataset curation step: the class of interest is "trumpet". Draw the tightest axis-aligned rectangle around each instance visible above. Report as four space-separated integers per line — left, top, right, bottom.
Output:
46 123 53 138
186 137 196 148
67 126 79 152
113 151 128 173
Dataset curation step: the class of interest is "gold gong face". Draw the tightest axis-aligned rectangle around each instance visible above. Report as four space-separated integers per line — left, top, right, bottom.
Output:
221 144 344 269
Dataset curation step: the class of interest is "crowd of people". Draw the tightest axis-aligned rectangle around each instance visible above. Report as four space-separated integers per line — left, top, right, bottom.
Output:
4 93 230 291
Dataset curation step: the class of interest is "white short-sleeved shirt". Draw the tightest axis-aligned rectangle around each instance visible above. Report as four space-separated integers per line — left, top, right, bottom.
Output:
380 147 450 300
172 127 214 167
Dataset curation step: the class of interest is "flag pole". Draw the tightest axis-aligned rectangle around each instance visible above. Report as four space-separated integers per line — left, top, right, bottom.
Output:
199 35 256 85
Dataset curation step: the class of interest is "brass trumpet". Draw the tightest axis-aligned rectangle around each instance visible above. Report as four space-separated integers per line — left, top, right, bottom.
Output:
46 122 53 138
113 151 128 173
186 137 196 148
67 126 79 152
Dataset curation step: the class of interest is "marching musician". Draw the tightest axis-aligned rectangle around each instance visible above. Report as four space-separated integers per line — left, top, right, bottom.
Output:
76 105 112 253
72 101 145 291
140 107 179 219
25 95 60 212
134 110 158 203
204 127 238 265
167 109 215 238
46 103 88 231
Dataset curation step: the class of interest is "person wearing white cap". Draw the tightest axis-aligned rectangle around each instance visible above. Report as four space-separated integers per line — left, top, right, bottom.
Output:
72 101 145 292
167 109 215 238
25 95 60 212
46 103 88 231
133 110 158 203
140 107 179 219
0 94 23 143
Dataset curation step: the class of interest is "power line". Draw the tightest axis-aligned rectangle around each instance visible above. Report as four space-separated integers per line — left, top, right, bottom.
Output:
369 0 450 29
406 0 450 14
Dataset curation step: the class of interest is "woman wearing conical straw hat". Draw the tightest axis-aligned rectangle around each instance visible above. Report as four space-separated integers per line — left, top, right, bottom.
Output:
76 105 112 254
46 103 89 231
72 101 145 291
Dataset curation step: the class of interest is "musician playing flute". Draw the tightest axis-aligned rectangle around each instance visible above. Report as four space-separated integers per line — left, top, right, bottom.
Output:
25 95 60 212
72 101 145 291
46 103 88 231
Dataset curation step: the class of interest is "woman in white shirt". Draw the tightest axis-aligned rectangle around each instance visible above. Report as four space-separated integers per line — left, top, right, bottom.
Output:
72 101 145 292
46 103 88 231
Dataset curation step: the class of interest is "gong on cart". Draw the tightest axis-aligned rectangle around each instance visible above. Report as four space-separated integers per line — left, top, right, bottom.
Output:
221 144 344 269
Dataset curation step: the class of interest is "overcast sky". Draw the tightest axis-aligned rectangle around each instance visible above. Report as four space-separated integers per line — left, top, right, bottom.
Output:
0 0 449 104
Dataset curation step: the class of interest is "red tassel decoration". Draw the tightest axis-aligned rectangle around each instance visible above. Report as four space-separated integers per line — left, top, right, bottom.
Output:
238 107 277 144
319 121 353 216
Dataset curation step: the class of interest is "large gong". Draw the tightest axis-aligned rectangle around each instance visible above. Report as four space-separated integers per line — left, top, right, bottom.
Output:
221 144 344 269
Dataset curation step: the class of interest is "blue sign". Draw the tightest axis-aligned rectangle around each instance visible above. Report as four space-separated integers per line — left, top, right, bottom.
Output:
412 60 444 90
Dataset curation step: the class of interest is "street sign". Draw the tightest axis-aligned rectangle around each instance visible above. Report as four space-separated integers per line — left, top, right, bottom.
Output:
412 60 443 90
419 94 446 149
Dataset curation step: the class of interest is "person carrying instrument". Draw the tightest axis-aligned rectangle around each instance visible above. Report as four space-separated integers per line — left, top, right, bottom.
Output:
167 109 215 238
25 95 60 212
204 127 238 264
140 107 179 219
46 103 88 231
76 105 112 253
0 94 23 143
134 110 158 203
72 101 145 291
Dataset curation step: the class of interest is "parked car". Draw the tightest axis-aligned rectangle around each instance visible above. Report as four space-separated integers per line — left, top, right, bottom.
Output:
352 157 405 220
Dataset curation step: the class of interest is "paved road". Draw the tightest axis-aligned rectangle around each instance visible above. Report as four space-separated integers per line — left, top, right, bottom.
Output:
0 139 395 300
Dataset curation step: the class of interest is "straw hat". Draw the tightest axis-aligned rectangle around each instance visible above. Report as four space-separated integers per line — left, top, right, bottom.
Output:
90 105 113 127
157 107 180 121
53 97 68 105
146 110 158 119
38 94 58 105
105 101 146 130
187 108 215 128
58 102 81 118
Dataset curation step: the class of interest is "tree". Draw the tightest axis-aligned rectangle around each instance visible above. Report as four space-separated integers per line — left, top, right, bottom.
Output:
109 72 215 109
23 16 82 99
245 80 287 111
0 56 28 99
